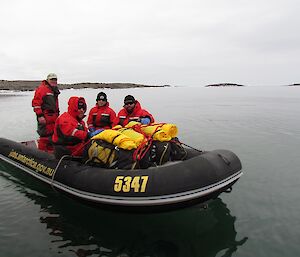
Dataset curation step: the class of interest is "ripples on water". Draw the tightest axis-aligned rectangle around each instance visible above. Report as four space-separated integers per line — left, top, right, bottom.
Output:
0 86 300 257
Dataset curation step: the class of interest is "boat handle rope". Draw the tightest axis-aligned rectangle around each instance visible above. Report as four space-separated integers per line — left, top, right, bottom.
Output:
180 142 203 153
51 155 72 191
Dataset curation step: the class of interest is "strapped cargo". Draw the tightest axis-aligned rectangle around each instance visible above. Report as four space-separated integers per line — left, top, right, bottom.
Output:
125 121 178 141
85 122 186 169
84 139 135 169
91 129 137 150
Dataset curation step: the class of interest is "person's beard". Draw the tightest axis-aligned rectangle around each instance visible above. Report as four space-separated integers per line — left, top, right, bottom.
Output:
126 107 134 114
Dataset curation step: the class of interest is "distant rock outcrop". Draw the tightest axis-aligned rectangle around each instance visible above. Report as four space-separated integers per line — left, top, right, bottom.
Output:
0 80 167 91
205 83 245 87
288 83 300 86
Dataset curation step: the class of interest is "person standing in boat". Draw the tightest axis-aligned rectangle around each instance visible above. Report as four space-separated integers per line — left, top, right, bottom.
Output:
87 92 117 131
32 73 60 153
116 95 154 126
52 97 102 159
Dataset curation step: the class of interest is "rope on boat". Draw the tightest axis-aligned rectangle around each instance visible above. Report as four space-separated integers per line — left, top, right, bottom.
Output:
180 142 203 153
51 155 72 191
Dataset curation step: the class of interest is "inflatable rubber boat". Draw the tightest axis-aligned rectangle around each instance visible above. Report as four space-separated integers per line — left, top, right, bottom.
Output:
0 137 242 211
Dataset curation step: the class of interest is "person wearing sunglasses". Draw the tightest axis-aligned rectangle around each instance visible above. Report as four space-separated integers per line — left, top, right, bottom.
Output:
52 96 90 158
87 92 117 132
116 95 154 126
32 73 60 153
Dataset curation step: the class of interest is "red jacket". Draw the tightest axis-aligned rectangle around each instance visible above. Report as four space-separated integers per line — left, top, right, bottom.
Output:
32 80 60 117
52 97 88 156
87 102 117 130
32 80 60 136
117 101 154 126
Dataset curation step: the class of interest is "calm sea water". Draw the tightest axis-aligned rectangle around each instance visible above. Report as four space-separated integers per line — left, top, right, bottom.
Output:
0 86 300 257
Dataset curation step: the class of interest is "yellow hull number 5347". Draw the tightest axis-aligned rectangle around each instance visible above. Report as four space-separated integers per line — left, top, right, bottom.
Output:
114 176 149 193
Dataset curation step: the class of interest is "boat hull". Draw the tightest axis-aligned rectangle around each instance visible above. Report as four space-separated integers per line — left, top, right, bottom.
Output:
0 138 242 211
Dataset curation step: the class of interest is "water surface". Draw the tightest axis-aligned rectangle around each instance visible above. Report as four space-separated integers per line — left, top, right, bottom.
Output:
0 86 300 257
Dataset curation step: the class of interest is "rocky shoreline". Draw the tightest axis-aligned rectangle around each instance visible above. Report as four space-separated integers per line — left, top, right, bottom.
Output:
0 80 167 91
205 83 245 87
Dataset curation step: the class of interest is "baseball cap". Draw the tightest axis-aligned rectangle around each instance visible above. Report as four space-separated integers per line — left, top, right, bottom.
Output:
47 73 57 80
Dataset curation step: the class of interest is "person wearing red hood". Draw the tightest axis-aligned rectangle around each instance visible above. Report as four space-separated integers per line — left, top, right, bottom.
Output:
52 96 89 158
32 73 60 152
116 95 154 126
87 92 117 131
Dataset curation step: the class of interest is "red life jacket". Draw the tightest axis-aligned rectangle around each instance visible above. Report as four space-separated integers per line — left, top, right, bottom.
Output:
32 80 60 137
52 97 88 156
117 101 154 126
32 80 60 117
87 102 117 130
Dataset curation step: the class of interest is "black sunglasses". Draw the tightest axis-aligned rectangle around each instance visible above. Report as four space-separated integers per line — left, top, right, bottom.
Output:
78 101 87 110
124 101 134 106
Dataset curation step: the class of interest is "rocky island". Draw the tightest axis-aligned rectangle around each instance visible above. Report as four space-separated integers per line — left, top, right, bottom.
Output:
205 83 245 87
288 83 300 86
0 80 167 91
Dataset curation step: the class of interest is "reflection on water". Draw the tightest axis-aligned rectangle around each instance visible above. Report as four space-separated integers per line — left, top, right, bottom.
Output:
0 163 247 257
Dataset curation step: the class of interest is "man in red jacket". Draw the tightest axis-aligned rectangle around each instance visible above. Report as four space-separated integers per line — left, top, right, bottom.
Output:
87 92 117 131
52 96 89 158
32 73 60 152
117 95 154 126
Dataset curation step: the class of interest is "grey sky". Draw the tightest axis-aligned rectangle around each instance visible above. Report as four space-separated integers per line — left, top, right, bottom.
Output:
0 0 299 86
